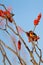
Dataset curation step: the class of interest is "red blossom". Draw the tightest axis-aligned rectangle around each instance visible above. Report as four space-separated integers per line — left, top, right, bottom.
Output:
34 19 39 26
34 13 42 26
0 10 5 18
18 40 21 50
3 10 11 17
0 9 14 23
37 13 41 21
3 10 13 23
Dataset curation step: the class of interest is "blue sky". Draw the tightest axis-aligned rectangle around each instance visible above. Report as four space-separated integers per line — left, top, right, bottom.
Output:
0 0 43 65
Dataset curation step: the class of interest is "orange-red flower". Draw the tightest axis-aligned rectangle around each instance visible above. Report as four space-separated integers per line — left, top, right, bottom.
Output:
34 19 39 26
18 40 21 50
37 13 41 21
34 13 42 26
3 10 13 23
0 9 14 23
26 31 40 42
0 10 5 18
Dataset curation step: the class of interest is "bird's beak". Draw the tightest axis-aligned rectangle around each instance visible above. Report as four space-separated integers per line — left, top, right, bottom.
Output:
11 13 15 16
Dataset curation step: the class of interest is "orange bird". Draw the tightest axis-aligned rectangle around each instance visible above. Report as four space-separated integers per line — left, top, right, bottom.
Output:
26 31 40 42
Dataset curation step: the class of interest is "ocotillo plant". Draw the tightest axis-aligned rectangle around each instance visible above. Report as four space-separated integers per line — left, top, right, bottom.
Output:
0 4 43 65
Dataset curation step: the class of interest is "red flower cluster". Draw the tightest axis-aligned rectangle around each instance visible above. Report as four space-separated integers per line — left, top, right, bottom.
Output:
0 9 14 23
0 10 5 18
18 40 21 50
37 13 41 21
4 10 13 23
34 13 41 26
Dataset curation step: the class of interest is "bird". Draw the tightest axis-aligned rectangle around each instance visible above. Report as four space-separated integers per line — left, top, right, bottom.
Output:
26 30 40 42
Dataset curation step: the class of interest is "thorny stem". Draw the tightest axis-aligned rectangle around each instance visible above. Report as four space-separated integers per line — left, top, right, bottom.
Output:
12 20 39 65
13 19 39 64
0 4 9 30
36 44 42 64
31 41 42 65
0 41 12 65
13 19 30 53
0 40 27 65
7 21 30 53
0 25 26 65
0 42 6 65
0 4 7 10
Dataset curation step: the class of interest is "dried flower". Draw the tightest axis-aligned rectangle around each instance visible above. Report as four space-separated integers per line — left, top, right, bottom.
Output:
18 40 21 50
